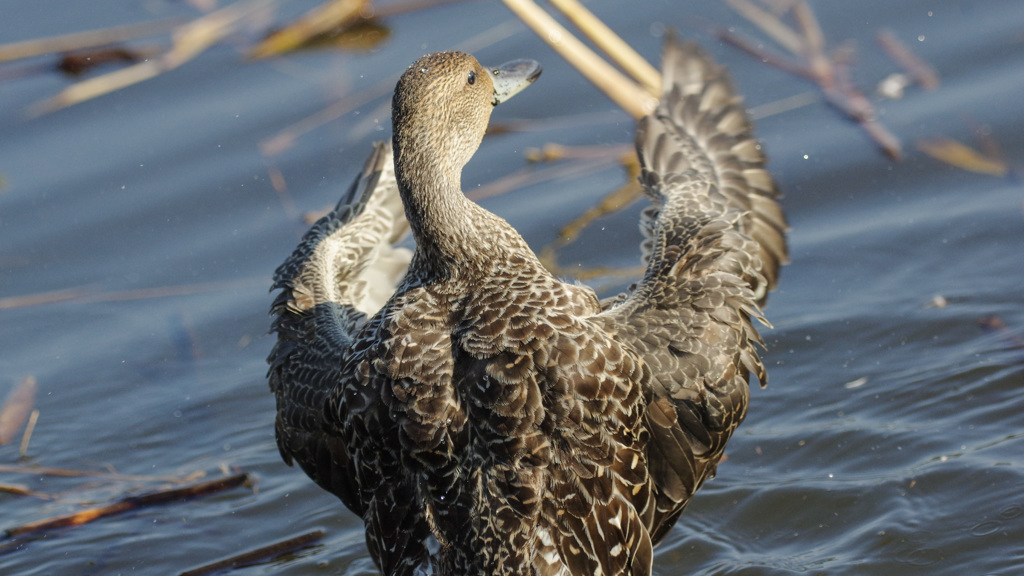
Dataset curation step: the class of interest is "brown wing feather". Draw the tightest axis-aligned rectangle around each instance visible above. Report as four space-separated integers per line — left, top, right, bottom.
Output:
267 141 407 512
600 37 788 544
270 143 441 575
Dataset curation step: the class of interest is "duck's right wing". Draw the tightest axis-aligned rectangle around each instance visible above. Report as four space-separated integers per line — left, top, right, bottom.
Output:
597 38 787 543
633 39 788 302
268 141 410 512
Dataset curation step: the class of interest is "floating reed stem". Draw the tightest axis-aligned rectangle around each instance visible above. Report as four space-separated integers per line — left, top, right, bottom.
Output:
3 473 251 539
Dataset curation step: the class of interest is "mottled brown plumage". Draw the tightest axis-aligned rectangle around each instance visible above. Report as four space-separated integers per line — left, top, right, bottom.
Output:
269 38 786 576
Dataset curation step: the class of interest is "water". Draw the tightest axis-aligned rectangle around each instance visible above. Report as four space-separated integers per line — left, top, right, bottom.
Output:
1 0 1022 574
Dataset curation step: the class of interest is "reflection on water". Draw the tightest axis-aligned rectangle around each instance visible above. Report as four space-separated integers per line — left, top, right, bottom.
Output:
1 1 1023 574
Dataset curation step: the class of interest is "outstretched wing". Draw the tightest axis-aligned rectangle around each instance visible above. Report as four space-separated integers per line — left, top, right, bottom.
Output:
267 141 409 512
598 38 788 543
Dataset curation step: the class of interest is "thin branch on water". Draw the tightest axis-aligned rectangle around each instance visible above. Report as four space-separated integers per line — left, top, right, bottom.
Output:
917 137 1009 177
250 0 369 58
250 0 478 58
0 19 183 63
2 473 252 540
0 464 206 484
370 0 477 19
0 286 97 310
0 277 263 311
877 29 939 90
718 0 904 159
467 158 608 202
178 530 325 576
523 142 632 163
30 0 277 115
0 484 52 500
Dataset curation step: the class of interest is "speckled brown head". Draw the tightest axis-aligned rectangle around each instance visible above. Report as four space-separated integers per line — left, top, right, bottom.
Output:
392 51 541 181
390 51 541 263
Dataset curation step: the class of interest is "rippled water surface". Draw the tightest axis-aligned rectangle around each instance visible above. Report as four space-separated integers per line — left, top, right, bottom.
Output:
2 1 1023 574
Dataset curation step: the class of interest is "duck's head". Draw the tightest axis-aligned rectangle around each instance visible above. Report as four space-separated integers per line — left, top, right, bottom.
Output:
392 51 542 178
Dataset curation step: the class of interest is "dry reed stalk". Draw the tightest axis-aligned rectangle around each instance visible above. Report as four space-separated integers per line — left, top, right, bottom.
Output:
251 0 479 58
500 0 655 119
31 0 276 115
723 0 804 54
0 278 262 312
719 0 903 159
917 138 1008 177
0 19 182 63
467 158 607 202
877 29 939 90
250 0 368 58
0 286 95 310
19 410 40 458
547 0 660 95
0 484 52 500
3 473 251 539
370 0 474 19
524 142 632 163
178 530 324 576
0 464 205 484
0 377 37 445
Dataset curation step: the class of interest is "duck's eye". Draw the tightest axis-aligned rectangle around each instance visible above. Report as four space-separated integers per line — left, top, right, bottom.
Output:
467 71 476 85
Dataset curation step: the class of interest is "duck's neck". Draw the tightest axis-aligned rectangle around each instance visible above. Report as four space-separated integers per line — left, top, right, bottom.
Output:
393 139 489 275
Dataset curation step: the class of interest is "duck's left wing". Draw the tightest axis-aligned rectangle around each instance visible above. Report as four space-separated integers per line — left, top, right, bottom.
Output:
268 141 409 511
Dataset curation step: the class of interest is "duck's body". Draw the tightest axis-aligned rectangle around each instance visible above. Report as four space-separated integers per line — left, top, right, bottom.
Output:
269 40 786 576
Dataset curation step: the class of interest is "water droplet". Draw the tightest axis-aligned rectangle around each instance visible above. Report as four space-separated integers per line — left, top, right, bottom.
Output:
999 504 1022 519
970 521 1000 537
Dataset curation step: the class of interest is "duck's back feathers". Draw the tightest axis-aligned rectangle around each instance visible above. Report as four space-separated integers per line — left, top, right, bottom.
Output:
269 38 786 576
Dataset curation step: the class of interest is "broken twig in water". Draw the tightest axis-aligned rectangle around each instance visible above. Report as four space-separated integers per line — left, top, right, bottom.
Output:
179 530 324 576
536 154 647 282
524 143 632 164
249 0 369 58
0 277 262 311
718 0 903 159
468 158 607 202
250 0 475 57
3 473 251 539
0 463 205 484
31 0 275 115
0 286 96 310
0 484 52 500
917 137 1009 177
877 29 939 90
0 19 182 63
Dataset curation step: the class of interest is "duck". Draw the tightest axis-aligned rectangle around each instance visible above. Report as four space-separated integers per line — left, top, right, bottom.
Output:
268 37 787 576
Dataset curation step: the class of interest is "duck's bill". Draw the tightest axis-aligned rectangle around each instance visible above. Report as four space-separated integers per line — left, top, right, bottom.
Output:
488 59 542 105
